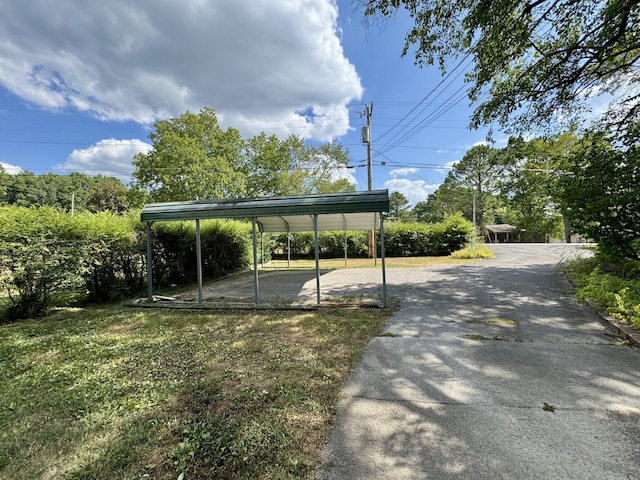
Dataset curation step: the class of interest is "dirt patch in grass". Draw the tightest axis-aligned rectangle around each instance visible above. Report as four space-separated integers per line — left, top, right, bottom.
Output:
0 304 392 479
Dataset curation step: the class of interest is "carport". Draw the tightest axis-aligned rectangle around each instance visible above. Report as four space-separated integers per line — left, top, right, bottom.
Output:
140 190 390 307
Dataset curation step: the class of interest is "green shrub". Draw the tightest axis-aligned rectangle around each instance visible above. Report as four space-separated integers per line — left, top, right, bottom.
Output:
565 253 640 328
73 211 147 302
383 213 473 257
151 219 251 287
0 206 84 320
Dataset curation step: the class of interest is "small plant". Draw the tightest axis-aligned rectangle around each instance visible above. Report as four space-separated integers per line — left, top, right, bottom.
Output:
451 244 495 260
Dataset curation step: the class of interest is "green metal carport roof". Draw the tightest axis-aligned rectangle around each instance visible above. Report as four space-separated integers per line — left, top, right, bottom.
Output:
140 190 390 307
140 189 390 232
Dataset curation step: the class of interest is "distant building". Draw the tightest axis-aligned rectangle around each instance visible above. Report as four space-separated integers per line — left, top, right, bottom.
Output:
485 224 517 243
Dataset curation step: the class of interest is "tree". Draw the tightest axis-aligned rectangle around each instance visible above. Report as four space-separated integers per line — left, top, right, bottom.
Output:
85 176 131 213
413 193 442 223
559 127 640 260
498 135 577 241
133 108 355 202
388 191 411 220
450 144 501 227
242 134 354 197
361 0 640 134
132 107 246 201
0 165 8 203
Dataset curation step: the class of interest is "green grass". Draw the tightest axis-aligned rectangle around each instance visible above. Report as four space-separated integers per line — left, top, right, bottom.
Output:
0 304 391 479
265 256 476 269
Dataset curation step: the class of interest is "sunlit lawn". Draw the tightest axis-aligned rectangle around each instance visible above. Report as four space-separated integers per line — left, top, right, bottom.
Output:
0 304 391 479
265 256 475 270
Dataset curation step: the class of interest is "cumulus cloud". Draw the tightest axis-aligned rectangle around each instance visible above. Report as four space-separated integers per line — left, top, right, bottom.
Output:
389 167 418 177
0 0 362 141
384 177 439 207
0 162 23 175
54 139 152 183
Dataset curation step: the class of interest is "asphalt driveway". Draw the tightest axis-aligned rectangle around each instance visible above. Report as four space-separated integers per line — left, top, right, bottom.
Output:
316 244 640 479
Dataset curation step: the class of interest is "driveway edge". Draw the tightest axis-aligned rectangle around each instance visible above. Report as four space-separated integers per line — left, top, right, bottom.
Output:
565 272 640 348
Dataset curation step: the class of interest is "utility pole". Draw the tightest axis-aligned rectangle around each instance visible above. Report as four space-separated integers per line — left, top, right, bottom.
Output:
360 102 375 258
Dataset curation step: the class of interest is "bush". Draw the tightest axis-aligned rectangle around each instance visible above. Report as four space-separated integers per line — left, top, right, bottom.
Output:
0 207 84 319
151 219 251 287
0 206 253 319
73 211 147 302
564 252 640 328
383 213 473 257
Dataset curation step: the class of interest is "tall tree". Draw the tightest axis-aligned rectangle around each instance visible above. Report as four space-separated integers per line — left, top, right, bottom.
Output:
132 107 246 202
388 191 412 220
498 134 578 241
0 165 8 203
450 144 501 227
360 0 640 134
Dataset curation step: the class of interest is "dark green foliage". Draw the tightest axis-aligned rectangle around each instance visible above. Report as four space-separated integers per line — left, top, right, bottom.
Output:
0 206 252 319
361 0 640 134
1 171 133 212
319 231 369 258
0 207 84 319
560 128 640 261
74 212 148 303
383 213 472 257
151 220 251 287
272 231 369 259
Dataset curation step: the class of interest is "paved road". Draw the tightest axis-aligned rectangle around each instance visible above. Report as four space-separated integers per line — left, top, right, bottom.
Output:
316 244 640 480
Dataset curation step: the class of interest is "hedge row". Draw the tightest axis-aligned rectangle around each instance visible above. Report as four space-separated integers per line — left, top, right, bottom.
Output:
271 213 472 258
0 206 251 320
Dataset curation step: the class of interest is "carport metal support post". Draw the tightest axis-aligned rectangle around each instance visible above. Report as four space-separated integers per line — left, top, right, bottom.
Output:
314 214 320 305
380 212 387 308
146 222 153 301
252 217 259 304
196 219 203 303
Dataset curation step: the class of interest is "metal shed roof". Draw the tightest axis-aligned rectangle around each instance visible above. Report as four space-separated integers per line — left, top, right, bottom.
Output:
140 190 389 232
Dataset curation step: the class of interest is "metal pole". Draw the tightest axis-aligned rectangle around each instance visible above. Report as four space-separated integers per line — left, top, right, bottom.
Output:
287 232 291 268
314 214 320 305
146 222 153 301
195 219 203 303
380 212 387 308
252 217 259 304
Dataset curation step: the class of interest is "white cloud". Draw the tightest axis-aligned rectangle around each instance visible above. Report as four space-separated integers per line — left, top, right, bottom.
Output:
55 139 152 183
389 167 418 177
0 0 362 141
331 166 357 185
384 178 439 207
0 162 23 175
435 160 458 174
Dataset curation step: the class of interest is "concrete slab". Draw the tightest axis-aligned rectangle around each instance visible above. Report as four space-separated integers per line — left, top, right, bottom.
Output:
316 244 640 480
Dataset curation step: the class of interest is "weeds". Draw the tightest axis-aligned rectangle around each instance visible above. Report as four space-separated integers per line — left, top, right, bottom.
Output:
564 257 640 327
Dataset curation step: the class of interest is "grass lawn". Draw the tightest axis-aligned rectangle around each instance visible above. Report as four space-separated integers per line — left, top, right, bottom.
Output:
266 256 474 269
0 303 392 479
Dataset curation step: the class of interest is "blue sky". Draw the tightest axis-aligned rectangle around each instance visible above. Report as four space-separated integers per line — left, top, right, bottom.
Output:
0 0 500 206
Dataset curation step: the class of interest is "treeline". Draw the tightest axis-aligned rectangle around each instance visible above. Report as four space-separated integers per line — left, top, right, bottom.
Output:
0 170 148 213
389 127 640 262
